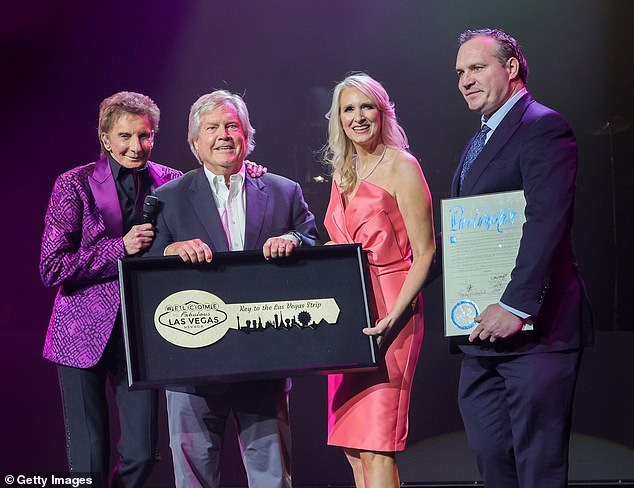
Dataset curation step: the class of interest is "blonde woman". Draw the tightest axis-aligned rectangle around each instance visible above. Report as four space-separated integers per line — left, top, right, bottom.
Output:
323 73 435 487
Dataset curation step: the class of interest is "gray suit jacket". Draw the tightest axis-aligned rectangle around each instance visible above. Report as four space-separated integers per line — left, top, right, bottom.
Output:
149 167 318 253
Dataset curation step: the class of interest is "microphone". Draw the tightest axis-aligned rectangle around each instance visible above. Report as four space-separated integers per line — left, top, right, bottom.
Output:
142 195 159 224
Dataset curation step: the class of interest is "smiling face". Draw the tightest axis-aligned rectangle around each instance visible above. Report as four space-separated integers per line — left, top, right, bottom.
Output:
455 36 522 118
100 114 154 168
193 104 246 177
339 87 382 149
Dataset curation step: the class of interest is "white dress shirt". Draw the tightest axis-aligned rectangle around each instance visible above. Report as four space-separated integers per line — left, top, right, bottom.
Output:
481 87 528 141
203 164 246 251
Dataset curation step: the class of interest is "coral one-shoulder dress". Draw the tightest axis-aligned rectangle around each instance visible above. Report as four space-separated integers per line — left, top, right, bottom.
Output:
325 179 424 452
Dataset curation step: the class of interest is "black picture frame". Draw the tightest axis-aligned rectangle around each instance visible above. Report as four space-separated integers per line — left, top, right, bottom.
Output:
118 244 377 389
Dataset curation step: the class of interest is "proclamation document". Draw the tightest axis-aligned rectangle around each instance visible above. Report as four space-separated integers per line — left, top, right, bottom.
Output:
442 190 532 337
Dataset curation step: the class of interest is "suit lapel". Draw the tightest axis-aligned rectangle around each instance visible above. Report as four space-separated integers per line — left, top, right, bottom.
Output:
459 94 534 196
188 168 229 252
244 175 268 250
88 157 123 238
147 161 169 190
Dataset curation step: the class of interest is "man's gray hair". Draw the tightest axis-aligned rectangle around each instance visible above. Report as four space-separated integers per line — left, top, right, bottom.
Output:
187 90 255 163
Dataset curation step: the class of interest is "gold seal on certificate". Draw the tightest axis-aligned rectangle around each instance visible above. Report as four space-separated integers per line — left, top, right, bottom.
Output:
442 190 533 336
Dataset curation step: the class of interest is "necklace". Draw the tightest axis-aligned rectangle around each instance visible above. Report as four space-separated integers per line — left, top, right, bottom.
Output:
354 146 387 181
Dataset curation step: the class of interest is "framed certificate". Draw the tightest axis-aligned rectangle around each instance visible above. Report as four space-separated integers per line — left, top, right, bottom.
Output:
118 244 377 388
441 190 533 336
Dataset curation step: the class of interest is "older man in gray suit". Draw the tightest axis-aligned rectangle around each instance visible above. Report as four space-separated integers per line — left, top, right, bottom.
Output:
147 89 318 488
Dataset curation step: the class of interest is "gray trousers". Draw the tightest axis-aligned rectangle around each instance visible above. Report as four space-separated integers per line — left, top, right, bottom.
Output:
166 380 291 488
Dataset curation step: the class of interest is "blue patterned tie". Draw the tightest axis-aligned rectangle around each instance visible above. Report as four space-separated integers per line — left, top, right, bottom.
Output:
459 124 491 189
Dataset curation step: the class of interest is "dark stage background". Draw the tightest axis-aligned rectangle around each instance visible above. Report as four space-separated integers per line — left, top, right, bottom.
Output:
2 1 633 486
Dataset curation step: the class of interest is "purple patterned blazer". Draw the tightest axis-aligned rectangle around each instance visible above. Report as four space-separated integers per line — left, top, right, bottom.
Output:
40 157 182 368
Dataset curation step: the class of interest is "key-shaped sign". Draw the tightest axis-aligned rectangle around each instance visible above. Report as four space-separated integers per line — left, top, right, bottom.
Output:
154 290 341 348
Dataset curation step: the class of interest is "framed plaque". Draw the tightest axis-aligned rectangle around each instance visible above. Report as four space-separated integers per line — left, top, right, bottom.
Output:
442 190 533 336
119 244 377 389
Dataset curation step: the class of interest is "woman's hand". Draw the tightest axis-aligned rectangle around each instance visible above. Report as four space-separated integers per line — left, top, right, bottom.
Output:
363 314 397 346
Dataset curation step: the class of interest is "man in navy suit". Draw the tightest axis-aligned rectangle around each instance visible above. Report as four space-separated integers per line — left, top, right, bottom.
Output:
452 29 593 487
147 90 318 488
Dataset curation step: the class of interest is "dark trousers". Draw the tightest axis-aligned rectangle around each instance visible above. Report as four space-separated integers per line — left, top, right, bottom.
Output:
57 325 158 487
458 350 582 488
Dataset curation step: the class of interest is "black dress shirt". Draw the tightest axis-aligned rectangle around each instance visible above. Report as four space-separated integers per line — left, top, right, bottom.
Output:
108 156 152 235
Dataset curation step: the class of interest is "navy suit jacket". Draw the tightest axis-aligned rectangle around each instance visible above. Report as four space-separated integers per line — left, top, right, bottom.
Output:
146 166 319 392
453 94 593 356
148 167 318 253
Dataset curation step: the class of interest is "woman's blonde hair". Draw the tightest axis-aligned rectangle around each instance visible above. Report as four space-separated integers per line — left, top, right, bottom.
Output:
324 72 409 193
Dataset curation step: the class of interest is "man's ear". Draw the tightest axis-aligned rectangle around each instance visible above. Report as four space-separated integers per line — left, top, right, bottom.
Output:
507 57 520 80
100 132 110 151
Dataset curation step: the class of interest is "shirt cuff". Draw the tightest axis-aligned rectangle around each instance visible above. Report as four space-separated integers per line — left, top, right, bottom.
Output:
499 301 530 320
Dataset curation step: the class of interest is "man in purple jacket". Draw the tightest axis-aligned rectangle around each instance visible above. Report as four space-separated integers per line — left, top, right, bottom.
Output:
40 91 182 486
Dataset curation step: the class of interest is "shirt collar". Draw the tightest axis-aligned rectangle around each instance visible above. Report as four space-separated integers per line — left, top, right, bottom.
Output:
481 87 528 131
203 163 246 195
108 154 148 179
